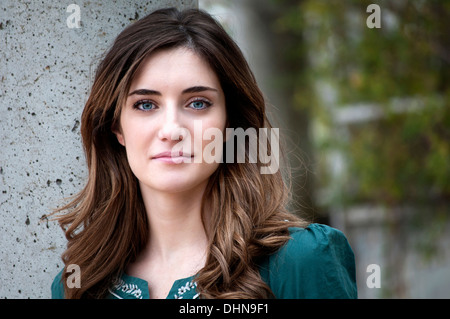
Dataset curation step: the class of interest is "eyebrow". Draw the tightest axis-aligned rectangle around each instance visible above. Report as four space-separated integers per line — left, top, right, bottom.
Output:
182 86 218 94
128 86 218 96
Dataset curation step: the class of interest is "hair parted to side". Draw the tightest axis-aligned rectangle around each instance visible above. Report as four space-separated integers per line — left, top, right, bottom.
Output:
53 7 309 299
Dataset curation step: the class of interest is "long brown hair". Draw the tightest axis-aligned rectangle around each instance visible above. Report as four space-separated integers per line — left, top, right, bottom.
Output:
54 7 308 299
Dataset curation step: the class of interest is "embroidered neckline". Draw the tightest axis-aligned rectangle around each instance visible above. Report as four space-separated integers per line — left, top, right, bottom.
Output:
110 277 143 299
108 275 200 299
173 280 200 299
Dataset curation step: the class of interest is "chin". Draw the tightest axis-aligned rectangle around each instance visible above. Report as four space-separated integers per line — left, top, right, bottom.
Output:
139 174 210 194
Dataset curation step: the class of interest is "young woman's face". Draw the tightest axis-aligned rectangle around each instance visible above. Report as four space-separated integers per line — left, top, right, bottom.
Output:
115 47 227 195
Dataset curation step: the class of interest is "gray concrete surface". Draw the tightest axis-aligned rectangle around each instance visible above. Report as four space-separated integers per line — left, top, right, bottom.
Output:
0 0 197 299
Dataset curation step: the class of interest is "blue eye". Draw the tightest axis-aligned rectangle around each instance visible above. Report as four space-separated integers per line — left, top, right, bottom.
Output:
134 100 155 111
189 99 211 110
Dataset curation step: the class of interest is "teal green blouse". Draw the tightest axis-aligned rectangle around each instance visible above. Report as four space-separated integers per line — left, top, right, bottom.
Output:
51 223 357 299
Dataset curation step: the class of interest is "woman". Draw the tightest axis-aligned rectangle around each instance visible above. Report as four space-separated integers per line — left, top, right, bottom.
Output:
51 7 357 299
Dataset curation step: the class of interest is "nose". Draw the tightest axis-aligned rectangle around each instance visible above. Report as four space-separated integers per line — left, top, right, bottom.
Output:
157 105 189 142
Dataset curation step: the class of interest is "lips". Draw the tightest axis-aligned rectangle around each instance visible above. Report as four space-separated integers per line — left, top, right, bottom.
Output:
152 151 192 159
152 151 194 163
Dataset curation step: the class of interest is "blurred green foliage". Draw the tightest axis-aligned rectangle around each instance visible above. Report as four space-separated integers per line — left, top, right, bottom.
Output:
274 0 450 209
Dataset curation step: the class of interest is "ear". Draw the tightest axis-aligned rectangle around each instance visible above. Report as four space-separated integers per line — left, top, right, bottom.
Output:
112 123 125 146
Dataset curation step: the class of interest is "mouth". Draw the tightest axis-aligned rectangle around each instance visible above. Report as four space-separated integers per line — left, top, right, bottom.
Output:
152 151 194 163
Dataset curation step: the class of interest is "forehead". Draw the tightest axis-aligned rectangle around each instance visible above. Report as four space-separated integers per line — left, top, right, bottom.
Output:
129 47 221 92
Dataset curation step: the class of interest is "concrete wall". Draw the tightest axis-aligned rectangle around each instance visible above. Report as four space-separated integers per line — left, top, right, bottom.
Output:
0 0 197 299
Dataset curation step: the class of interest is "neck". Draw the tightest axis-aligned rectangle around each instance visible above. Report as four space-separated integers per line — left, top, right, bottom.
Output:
139 182 210 262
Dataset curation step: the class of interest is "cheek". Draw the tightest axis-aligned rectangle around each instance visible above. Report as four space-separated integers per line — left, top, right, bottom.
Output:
120 120 154 158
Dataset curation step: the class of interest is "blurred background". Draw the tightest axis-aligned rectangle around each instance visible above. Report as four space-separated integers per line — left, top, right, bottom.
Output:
199 0 450 298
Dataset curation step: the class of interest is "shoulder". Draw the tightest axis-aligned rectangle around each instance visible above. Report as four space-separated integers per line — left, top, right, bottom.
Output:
51 269 65 299
259 223 357 299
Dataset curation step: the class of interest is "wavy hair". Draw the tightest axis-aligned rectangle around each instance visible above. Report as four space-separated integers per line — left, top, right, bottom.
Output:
54 7 308 299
